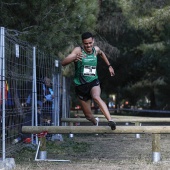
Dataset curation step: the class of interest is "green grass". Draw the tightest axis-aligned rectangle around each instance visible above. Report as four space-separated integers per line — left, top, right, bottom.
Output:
14 134 90 164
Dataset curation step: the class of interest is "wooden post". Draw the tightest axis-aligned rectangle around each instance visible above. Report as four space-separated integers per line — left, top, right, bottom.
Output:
69 122 74 138
134 122 141 138
37 131 48 160
39 136 46 151
152 134 161 162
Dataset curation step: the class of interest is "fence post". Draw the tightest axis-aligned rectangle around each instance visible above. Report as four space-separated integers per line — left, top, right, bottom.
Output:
53 60 60 127
51 72 63 141
62 77 73 138
135 122 141 138
32 46 38 145
62 76 66 125
0 27 6 160
152 133 161 162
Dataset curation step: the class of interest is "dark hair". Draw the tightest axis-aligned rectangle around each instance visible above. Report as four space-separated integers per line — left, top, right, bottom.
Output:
81 32 93 40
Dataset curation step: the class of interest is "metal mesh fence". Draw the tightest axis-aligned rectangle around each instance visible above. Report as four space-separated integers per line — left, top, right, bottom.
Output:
0 27 70 160
0 28 34 158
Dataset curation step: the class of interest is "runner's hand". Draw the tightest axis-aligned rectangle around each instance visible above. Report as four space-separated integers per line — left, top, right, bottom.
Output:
109 66 115 76
75 53 83 62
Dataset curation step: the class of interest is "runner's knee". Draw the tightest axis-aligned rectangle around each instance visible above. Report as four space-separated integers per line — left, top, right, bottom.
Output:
85 115 94 121
92 95 101 104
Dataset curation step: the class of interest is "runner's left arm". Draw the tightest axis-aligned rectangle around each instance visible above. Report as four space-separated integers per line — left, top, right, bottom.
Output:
95 46 115 76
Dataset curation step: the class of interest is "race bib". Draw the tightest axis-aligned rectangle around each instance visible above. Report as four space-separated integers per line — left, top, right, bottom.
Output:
83 65 96 76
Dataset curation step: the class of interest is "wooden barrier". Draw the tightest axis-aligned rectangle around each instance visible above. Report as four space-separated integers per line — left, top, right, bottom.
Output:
22 126 170 163
73 113 146 118
22 125 170 134
61 117 170 123
61 117 170 140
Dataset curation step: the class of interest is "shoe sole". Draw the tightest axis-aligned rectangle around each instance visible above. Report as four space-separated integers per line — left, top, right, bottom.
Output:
108 122 116 130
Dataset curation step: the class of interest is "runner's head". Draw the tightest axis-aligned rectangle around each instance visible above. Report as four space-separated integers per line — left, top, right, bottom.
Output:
81 32 93 40
81 32 94 53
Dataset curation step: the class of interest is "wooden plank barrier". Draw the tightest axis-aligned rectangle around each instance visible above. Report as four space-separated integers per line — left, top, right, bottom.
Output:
22 125 170 134
61 117 170 139
61 117 170 123
73 113 149 118
22 126 170 163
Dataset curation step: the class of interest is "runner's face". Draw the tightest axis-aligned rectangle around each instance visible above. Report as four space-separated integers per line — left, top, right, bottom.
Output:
82 37 94 53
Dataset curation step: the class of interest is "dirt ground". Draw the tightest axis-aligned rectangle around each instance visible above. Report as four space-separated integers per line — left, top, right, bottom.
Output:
15 123 170 170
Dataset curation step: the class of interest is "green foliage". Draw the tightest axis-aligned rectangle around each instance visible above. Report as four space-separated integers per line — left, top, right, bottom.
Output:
0 0 99 55
116 0 170 30
2 0 170 109
96 0 170 108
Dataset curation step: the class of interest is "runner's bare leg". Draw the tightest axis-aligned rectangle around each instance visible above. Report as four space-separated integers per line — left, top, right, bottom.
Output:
79 99 97 125
90 85 112 121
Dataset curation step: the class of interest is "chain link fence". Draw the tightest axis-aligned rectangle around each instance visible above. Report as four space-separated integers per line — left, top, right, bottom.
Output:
0 27 70 161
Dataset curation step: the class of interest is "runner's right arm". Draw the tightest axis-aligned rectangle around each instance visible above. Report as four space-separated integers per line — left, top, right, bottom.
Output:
61 47 82 66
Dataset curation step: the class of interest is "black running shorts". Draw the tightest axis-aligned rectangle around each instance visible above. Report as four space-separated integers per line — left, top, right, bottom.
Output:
75 79 100 101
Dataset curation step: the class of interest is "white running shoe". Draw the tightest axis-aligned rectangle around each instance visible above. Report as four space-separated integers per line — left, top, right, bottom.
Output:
95 117 100 126
95 117 99 136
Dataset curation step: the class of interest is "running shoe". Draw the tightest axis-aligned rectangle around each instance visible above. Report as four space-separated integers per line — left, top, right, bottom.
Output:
95 117 100 136
95 117 100 126
108 121 116 130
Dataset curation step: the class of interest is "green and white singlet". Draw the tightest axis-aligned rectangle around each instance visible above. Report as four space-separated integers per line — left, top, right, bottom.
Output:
74 47 98 85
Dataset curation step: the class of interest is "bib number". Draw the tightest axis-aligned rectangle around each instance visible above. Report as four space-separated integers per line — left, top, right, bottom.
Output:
83 65 96 76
